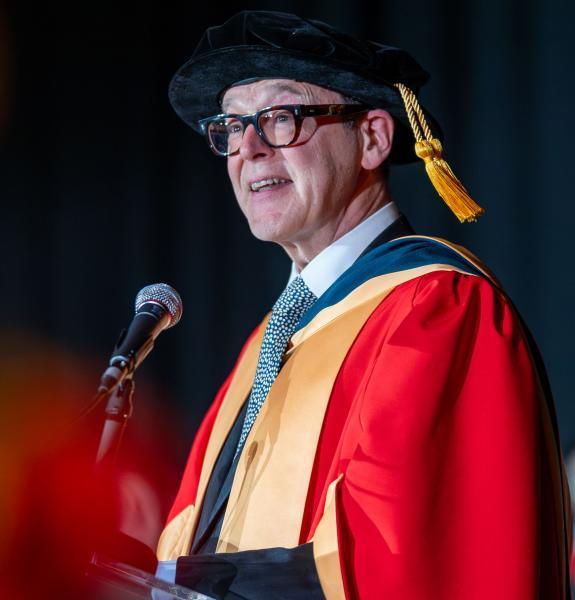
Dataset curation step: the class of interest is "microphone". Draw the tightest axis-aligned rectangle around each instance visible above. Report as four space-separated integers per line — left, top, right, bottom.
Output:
98 283 183 394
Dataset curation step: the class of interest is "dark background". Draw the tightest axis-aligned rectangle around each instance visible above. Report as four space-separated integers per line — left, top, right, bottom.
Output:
0 0 573 524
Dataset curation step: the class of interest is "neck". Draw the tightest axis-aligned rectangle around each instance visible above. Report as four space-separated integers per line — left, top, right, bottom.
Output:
283 174 393 271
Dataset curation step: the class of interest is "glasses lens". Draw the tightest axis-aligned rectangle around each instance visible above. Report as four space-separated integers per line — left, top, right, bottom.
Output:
258 109 296 147
207 118 243 156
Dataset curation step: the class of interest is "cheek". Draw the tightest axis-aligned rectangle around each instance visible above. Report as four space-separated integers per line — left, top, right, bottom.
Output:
295 157 339 200
287 150 330 192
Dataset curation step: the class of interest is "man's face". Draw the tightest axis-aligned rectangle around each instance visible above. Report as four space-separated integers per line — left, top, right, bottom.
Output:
221 80 364 252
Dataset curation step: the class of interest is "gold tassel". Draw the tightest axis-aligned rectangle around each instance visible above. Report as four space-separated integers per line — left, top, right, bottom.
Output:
394 83 485 223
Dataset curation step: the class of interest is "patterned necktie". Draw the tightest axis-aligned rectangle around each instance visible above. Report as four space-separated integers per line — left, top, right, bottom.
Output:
235 276 317 457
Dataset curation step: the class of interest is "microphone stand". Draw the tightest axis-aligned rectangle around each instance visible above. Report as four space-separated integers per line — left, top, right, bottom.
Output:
94 376 135 476
89 373 136 569
87 372 193 595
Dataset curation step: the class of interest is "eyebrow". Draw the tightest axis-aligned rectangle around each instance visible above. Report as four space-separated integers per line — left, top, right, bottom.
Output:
221 82 306 112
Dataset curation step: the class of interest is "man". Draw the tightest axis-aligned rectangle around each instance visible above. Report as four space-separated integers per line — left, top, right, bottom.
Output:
156 11 572 600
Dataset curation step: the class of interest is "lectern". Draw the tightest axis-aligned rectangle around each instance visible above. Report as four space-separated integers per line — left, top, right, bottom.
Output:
87 555 215 600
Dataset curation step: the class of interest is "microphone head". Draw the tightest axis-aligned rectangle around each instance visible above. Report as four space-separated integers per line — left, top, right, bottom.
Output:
135 283 183 328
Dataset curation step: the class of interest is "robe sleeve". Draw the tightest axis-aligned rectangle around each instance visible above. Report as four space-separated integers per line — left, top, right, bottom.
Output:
324 270 568 599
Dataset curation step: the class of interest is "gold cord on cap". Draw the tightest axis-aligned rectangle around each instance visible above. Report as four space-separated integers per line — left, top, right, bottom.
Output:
394 83 484 223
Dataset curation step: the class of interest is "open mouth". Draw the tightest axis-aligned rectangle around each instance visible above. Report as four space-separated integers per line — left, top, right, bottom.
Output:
250 178 292 192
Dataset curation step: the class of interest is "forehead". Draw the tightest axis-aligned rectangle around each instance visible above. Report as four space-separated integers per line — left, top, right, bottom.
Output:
220 79 342 113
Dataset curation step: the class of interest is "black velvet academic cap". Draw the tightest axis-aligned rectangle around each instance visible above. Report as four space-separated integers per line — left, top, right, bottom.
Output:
169 10 442 165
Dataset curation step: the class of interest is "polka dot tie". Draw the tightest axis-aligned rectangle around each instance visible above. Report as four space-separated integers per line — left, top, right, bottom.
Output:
235 276 317 458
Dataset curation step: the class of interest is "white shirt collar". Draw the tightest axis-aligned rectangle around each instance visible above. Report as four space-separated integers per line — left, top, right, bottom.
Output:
288 201 401 298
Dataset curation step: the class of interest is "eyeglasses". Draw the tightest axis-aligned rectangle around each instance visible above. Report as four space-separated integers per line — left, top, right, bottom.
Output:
198 104 369 157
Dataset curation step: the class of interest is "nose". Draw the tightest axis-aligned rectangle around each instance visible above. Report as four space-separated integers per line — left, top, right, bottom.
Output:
238 124 273 160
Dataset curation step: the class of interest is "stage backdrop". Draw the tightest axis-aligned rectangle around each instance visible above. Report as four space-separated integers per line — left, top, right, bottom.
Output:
0 0 573 476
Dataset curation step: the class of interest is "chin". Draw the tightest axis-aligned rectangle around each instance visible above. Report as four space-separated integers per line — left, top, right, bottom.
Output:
246 218 296 245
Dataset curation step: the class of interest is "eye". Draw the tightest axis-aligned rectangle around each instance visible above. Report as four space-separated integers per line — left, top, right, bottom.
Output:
261 110 294 127
226 121 243 135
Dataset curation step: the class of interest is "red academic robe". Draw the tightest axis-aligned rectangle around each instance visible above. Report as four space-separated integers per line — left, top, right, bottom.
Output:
161 268 571 599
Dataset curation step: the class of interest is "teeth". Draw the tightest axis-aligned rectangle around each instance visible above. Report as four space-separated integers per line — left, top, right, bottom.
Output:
250 178 289 191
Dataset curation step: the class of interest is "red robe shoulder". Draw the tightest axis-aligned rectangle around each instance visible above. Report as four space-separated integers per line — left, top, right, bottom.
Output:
167 270 570 599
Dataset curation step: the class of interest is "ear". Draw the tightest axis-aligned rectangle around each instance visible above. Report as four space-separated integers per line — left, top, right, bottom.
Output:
358 109 394 170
